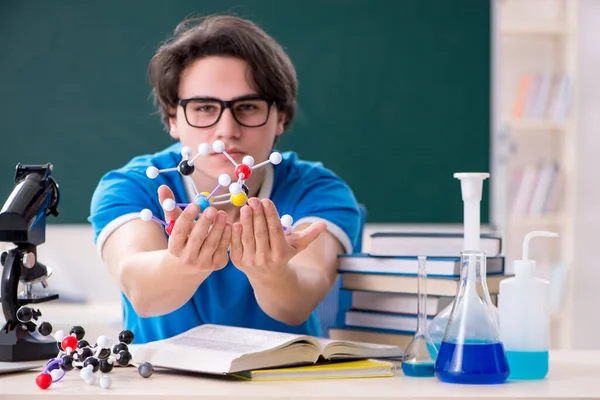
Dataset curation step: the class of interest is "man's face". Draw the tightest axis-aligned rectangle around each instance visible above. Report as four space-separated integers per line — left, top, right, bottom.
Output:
169 56 285 181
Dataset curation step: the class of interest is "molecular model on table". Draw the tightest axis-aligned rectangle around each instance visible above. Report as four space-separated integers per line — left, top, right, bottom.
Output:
140 140 293 234
34 322 153 390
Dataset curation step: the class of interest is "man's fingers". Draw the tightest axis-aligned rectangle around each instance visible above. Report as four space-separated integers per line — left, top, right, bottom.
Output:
158 185 182 222
230 223 243 265
286 221 327 252
240 205 256 256
168 203 200 255
213 223 232 269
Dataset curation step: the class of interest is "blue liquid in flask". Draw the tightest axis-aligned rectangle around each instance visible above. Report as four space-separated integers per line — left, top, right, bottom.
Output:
402 360 435 377
434 341 510 384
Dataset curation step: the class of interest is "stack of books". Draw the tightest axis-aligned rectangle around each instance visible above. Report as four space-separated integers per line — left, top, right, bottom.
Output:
328 232 506 350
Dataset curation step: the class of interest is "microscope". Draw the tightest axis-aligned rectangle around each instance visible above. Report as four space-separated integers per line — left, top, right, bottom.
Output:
0 163 60 361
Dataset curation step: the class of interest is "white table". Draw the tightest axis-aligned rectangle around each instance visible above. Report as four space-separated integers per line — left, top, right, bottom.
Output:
2 303 599 399
0 350 599 399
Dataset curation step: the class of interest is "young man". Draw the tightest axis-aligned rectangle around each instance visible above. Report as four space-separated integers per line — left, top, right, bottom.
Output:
89 15 362 344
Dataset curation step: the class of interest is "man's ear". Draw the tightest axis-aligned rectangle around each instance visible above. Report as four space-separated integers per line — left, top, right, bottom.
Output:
275 111 286 137
168 108 179 139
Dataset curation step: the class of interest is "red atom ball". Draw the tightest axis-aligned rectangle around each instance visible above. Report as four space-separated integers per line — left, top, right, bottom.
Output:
235 164 252 180
165 220 175 235
61 335 78 352
36 373 52 389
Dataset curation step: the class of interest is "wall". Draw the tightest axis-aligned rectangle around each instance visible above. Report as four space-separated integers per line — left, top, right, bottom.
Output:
569 0 600 349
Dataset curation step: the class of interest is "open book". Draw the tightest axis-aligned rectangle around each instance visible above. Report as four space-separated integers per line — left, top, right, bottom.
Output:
132 324 404 375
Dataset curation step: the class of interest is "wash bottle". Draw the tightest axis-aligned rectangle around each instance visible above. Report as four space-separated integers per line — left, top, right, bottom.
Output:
498 231 558 380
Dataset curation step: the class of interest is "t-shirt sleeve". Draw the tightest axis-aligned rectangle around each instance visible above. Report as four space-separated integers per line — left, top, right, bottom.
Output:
88 168 162 259
289 168 362 254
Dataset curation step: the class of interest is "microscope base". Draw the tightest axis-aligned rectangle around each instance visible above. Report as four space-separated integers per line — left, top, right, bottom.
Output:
0 328 57 362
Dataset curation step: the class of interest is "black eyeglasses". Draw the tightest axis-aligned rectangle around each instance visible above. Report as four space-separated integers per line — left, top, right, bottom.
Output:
178 95 274 128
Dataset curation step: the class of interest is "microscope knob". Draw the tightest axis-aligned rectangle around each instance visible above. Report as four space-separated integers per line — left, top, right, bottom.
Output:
23 252 36 268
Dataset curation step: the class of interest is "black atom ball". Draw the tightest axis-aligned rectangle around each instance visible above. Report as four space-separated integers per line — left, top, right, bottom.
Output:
77 340 90 349
178 160 195 176
112 343 129 354
83 356 100 373
118 330 135 345
60 355 74 371
99 359 114 373
97 348 111 360
37 322 53 336
117 350 132 367
69 326 86 340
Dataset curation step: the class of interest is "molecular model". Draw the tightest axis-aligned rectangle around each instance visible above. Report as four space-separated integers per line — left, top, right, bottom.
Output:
140 140 294 235
35 321 153 390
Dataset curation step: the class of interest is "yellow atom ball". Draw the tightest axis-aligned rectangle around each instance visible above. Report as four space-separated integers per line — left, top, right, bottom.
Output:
201 192 213 203
231 192 247 207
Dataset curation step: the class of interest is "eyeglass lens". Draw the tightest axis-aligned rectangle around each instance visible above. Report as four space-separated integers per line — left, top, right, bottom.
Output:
184 98 270 127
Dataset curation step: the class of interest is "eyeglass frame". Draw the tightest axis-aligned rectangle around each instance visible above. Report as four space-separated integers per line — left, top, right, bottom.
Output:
177 95 275 128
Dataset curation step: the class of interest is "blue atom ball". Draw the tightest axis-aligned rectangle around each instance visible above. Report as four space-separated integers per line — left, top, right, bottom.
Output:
196 197 211 211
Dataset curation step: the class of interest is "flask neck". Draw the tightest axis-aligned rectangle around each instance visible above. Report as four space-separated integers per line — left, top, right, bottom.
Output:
459 251 491 299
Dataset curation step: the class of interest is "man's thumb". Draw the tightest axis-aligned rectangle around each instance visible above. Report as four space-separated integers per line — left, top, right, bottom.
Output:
157 185 182 222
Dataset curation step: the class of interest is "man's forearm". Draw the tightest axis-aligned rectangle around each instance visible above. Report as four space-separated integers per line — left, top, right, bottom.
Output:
248 263 334 326
118 250 212 317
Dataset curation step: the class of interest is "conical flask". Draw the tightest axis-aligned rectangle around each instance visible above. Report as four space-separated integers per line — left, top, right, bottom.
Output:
401 256 437 377
428 257 500 351
433 251 509 384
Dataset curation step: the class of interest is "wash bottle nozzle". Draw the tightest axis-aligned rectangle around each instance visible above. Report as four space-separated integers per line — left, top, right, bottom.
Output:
453 173 490 251
515 231 559 278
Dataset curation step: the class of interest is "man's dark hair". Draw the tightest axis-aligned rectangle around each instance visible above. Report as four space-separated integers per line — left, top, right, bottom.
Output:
148 15 297 132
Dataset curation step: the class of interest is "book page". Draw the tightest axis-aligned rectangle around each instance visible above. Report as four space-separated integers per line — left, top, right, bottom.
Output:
133 324 321 375
317 337 404 360
169 324 314 355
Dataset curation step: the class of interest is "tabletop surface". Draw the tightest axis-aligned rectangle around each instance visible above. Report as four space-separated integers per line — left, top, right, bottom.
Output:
0 350 599 399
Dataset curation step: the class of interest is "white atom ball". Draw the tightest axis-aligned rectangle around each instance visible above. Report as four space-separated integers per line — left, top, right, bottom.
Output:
242 155 255 167
281 214 293 227
140 209 153 222
80 365 93 381
218 174 232 186
99 375 112 389
229 183 242 195
50 369 63 381
269 152 282 165
146 166 159 179
54 330 66 342
162 198 176 212
181 146 193 158
198 143 211 156
96 335 111 349
85 375 97 386
212 140 225 153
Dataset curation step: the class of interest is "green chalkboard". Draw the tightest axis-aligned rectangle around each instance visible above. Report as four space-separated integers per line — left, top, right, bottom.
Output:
0 0 491 224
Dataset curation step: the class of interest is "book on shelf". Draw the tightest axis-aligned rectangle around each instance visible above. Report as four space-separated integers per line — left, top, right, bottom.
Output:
344 309 432 333
345 290 497 316
368 232 502 257
329 327 413 351
511 72 572 122
341 272 507 297
233 359 396 381
510 162 562 216
339 253 504 276
132 324 403 375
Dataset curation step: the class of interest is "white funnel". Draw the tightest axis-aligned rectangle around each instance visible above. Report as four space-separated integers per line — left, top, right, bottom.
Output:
454 172 490 251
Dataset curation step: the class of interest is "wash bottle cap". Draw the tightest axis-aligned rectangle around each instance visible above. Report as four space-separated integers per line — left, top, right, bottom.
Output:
454 173 490 251
514 231 559 278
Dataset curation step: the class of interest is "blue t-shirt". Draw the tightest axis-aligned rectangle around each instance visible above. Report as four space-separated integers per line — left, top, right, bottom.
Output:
89 142 361 344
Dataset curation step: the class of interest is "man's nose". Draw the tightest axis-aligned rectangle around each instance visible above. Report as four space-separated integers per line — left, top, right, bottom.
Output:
215 107 241 139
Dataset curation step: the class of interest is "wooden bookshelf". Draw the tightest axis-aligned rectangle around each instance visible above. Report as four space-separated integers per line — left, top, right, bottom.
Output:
492 0 578 349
